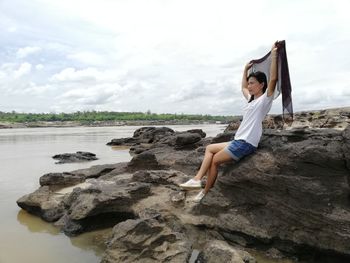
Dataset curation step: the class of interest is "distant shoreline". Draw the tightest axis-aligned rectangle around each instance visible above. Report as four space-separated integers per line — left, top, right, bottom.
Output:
0 120 228 129
1 106 349 130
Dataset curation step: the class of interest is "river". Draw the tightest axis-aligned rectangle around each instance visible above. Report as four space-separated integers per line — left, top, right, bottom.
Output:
0 124 227 263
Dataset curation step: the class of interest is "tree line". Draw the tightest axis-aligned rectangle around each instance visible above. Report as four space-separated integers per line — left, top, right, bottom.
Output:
0 111 235 123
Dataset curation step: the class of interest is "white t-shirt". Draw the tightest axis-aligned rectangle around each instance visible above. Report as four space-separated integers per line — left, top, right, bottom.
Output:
234 92 273 147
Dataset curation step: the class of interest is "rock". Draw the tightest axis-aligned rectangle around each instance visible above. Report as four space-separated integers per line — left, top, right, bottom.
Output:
107 127 175 146
342 125 350 170
199 240 256 263
127 151 163 171
71 163 128 179
101 214 192 263
170 191 186 203
225 107 350 132
52 151 98 164
61 181 151 236
39 172 85 186
265 247 285 259
175 132 202 148
211 132 235 143
17 186 65 222
132 170 188 186
186 129 206 138
17 120 350 262
107 126 207 153
197 128 350 258
106 137 137 146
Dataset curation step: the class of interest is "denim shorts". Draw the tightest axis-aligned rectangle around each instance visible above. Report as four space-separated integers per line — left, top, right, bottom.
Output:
224 140 256 161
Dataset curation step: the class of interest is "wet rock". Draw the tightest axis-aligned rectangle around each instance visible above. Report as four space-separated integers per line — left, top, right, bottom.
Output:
17 186 65 222
52 151 98 164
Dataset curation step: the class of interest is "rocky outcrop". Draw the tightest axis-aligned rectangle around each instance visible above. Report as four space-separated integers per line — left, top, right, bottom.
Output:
52 151 98 164
107 127 206 154
102 211 192 263
225 107 350 132
17 124 350 262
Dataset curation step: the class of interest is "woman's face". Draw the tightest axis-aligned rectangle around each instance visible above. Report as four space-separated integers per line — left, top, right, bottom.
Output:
247 77 264 96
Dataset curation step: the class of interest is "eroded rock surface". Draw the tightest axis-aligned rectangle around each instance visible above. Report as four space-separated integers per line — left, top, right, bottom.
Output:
17 124 350 262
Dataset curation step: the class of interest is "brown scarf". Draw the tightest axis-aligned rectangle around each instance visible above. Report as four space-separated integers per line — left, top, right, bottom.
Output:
249 40 293 123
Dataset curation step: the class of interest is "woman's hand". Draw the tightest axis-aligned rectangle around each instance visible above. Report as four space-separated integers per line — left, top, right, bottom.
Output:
271 41 279 56
245 62 253 70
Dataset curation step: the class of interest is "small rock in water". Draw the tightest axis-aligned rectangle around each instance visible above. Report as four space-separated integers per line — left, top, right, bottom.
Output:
52 151 98 164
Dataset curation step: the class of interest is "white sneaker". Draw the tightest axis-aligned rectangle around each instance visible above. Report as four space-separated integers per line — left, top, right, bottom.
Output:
179 179 201 189
193 190 205 202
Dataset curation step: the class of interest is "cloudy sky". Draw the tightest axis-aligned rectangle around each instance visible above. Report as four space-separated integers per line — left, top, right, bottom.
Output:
0 0 349 115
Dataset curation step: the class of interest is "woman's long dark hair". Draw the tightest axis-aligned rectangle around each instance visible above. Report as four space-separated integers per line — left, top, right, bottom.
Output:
247 71 267 103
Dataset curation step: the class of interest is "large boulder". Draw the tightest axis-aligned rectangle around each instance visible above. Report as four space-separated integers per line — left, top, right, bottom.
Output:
17 124 350 262
107 127 175 146
195 127 350 258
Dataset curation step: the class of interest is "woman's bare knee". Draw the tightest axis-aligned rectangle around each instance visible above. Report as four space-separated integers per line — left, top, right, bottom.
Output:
206 142 228 154
212 150 232 166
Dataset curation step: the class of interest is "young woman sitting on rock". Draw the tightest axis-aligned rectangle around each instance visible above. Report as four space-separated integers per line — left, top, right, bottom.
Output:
180 42 279 202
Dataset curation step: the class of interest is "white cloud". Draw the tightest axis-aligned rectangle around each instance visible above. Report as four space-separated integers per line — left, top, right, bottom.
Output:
22 82 55 95
35 64 44 70
67 51 105 66
50 67 125 83
16 46 41 58
7 26 16 32
0 0 350 114
13 62 32 78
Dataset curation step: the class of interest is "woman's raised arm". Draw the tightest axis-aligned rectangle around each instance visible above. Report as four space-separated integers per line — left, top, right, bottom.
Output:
267 42 279 97
241 62 253 100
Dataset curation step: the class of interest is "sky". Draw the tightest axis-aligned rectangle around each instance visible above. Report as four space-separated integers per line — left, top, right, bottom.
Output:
0 0 349 115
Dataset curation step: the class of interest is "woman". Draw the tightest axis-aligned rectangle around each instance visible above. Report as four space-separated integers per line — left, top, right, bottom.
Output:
180 42 279 202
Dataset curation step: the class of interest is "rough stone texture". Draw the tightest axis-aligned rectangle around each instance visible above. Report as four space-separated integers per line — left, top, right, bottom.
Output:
40 172 85 186
127 151 164 171
107 126 207 153
197 127 350 258
225 107 350 132
52 151 98 164
17 186 65 222
101 214 192 263
199 240 257 263
60 180 151 236
17 122 350 262
107 127 175 146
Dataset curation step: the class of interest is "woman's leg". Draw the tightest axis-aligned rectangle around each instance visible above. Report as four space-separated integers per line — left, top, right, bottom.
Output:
193 142 229 180
203 149 233 193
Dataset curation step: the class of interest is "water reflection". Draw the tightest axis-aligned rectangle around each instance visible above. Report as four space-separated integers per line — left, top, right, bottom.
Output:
2 125 225 262
70 228 112 256
17 209 110 257
17 209 60 235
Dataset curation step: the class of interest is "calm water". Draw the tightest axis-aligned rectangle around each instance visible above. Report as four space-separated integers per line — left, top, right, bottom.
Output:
0 124 226 263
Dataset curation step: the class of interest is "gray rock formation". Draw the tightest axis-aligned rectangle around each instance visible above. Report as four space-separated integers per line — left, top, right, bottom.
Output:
17 124 350 262
225 107 350 132
52 151 98 164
